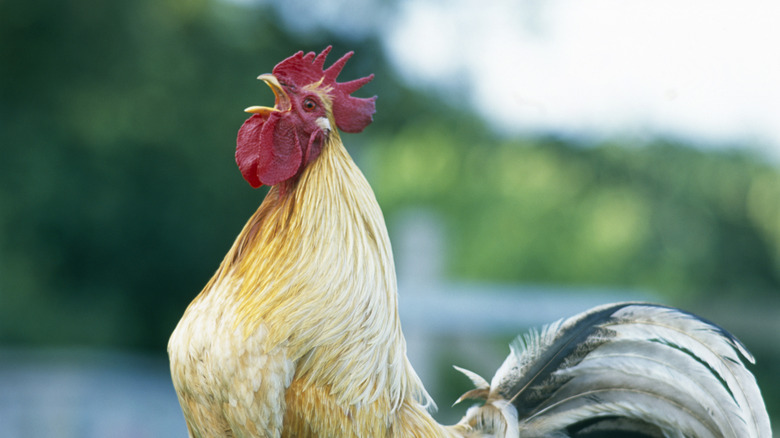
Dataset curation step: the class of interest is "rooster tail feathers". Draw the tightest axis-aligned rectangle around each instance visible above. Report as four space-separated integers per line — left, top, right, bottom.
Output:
461 302 771 438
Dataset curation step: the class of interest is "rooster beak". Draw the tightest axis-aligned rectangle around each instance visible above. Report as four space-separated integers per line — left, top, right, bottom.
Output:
244 74 292 115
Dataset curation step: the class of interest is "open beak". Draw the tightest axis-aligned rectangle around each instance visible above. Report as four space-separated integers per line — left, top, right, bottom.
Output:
244 74 292 115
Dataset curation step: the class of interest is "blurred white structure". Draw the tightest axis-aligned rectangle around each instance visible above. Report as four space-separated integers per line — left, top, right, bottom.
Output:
0 348 185 438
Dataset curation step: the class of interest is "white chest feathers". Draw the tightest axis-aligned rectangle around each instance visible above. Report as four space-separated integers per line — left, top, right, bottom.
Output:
168 284 295 437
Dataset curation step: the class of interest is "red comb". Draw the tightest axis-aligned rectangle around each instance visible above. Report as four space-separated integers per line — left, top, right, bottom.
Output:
272 46 377 133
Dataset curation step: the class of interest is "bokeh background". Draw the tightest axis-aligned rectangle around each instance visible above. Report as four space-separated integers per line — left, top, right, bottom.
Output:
1 0 778 435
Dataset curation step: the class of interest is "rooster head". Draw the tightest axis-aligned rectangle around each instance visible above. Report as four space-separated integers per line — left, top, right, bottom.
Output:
236 46 377 188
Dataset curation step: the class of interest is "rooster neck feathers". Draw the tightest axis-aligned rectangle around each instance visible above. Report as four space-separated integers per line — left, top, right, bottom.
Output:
205 133 432 413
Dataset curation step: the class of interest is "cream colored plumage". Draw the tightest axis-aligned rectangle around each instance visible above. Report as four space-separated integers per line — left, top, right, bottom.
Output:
169 129 466 437
168 48 771 438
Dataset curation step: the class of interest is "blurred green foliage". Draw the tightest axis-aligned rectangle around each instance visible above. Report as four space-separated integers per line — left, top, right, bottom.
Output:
367 124 780 300
0 0 393 347
1 0 778 421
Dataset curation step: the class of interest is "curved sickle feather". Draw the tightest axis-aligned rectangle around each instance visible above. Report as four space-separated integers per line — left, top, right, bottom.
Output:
459 303 771 438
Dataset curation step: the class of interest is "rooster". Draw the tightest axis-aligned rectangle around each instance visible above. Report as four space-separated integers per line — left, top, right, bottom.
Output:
168 47 771 438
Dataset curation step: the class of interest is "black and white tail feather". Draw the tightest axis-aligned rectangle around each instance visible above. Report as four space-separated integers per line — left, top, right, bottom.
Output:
454 302 771 438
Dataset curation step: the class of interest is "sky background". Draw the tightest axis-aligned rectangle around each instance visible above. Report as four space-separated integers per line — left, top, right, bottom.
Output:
384 0 780 159
287 0 780 160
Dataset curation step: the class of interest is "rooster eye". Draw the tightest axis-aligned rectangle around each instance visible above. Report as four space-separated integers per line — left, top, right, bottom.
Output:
303 98 317 112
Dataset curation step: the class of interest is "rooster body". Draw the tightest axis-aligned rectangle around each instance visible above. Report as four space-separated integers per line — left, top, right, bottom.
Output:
168 82 450 436
169 48 771 437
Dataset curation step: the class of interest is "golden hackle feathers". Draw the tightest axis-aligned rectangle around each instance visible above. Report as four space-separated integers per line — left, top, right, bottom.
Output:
228 132 431 411
172 130 452 437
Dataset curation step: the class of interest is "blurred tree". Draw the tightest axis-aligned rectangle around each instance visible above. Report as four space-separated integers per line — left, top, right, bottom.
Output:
0 0 441 349
0 0 777 353
369 127 780 300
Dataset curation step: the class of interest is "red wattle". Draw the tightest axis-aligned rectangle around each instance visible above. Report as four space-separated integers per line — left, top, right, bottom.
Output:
256 113 302 186
236 114 265 188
